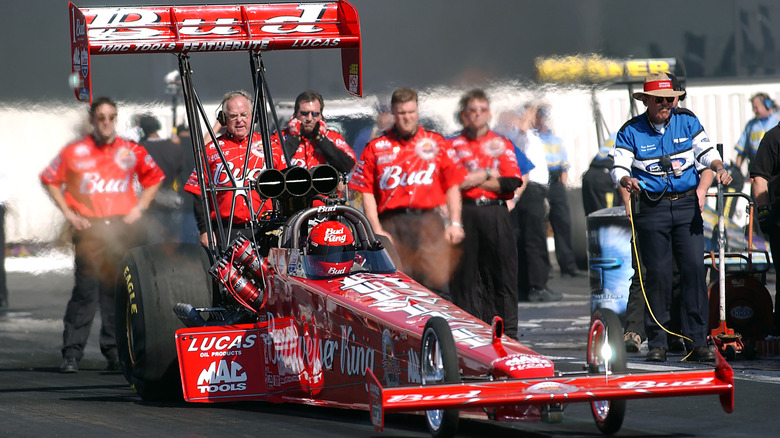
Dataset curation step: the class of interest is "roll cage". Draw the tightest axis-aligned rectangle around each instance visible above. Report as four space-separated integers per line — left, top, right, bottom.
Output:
69 1 363 254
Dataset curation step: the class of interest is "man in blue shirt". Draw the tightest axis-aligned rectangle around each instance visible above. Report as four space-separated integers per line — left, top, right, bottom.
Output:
611 72 732 363
735 93 780 169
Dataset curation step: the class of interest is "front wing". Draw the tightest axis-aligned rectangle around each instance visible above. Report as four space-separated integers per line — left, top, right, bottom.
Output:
366 353 734 431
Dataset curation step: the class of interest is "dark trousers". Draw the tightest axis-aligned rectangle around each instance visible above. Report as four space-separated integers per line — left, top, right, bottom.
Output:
548 179 578 274
0 204 6 304
379 209 458 297
634 194 708 349
511 183 551 300
62 219 143 362
451 203 518 339
766 226 780 333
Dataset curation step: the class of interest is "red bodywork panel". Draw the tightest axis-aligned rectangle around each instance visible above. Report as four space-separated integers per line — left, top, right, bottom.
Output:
68 2 362 103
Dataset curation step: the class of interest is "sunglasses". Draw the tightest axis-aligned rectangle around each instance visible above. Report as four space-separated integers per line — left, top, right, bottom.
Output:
298 111 321 117
654 96 676 104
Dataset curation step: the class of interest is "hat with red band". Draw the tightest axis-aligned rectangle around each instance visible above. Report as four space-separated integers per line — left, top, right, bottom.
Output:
632 72 686 100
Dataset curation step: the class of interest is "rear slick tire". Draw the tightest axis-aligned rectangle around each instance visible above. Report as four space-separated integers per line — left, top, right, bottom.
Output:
420 316 460 438
115 243 215 401
588 308 627 435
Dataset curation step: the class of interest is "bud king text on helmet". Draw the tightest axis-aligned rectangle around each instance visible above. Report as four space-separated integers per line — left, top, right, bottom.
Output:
307 221 356 277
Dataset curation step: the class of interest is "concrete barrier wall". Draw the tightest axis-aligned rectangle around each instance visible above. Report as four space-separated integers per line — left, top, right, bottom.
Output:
3 80 779 244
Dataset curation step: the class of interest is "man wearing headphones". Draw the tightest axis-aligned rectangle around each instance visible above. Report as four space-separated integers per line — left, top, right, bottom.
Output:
735 93 780 170
184 90 287 246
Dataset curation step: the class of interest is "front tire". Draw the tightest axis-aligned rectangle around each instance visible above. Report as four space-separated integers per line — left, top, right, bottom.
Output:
115 243 215 401
588 308 627 435
420 316 460 438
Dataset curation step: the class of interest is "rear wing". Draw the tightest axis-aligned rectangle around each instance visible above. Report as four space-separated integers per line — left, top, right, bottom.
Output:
68 1 362 103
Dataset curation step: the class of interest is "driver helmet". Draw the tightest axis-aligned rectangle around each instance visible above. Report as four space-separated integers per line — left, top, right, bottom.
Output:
307 220 355 277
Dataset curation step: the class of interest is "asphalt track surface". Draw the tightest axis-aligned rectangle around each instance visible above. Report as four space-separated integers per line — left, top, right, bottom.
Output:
1 255 778 437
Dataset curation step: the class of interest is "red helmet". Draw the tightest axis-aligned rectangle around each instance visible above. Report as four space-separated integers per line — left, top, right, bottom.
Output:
307 221 355 277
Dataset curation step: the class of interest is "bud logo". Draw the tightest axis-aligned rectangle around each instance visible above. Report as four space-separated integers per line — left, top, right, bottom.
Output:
328 266 348 275
324 227 347 244
387 390 482 404
197 360 248 393
619 377 714 389
379 163 435 190
261 4 327 34
80 173 130 194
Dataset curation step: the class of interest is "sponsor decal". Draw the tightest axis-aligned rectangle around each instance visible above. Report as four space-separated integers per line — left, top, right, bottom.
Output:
382 329 401 387
526 381 579 394
327 266 348 275
114 147 136 170
481 138 506 158
79 173 130 194
185 333 257 355
387 390 482 404
250 140 265 157
292 38 340 48
619 377 714 389
374 139 392 151
493 354 553 372
730 305 754 320
323 227 348 244
378 163 435 190
340 325 375 377
196 359 248 393
407 348 421 383
414 137 438 160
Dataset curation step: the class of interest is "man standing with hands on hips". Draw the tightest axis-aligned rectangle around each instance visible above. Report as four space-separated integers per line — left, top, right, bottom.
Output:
611 72 732 363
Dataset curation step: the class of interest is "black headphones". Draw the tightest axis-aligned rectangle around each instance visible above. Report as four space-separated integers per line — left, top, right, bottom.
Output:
667 73 686 102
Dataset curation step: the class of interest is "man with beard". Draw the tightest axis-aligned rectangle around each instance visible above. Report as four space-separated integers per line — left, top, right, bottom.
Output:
611 72 732 363
184 90 287 246
349 87 466 295
450 89 521 338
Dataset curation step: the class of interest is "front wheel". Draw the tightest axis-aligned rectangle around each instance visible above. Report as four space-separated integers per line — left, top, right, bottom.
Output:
420 316 460 438
587 308 627 435
115 243 215 401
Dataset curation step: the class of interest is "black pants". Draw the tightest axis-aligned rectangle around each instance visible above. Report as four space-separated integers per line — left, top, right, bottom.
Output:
0 204 6 304
451 203 518 339
62 218 144 362
548 178 578 274
511 183 551 300
766 226 780 333
634 194 708 350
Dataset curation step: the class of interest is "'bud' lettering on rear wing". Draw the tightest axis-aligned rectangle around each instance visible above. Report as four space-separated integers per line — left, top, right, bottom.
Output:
68 1 362 103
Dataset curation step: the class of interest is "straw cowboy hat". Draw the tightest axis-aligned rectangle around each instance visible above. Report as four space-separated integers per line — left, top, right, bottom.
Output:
632 72 686 100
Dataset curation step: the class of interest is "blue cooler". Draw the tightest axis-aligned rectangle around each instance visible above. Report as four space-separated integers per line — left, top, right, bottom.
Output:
587 207 633 321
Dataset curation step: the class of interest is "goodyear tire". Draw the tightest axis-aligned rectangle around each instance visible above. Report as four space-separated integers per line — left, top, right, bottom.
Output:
115 243 215 401
421 316 460 438
587 308 627 435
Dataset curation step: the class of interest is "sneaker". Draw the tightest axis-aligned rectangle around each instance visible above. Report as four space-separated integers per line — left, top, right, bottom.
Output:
528 287 563 302
624 331 641 353
60 358 79 374
106 359 121 371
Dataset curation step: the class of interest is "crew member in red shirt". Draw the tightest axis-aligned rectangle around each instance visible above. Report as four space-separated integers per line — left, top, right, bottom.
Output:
349 87 466 294
282 90 356 173
184 90 287 246
450 89 522 339
41 97 165 373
